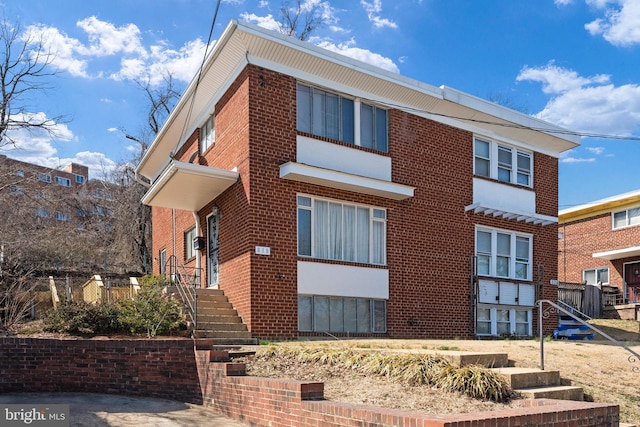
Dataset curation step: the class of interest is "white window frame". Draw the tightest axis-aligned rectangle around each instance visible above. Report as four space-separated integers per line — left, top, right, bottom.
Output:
298 295 386 333
200 115 215 153
56 212 70 221
297 194 387 266
475 226 532 281
583 267 609 285
473 137 532 187
612 207 640 229
75 175 85 184
38 173 51 183
185 227 196 260
54 176 71 187
159 249 167 275
296 82 388 152
476 305 532 337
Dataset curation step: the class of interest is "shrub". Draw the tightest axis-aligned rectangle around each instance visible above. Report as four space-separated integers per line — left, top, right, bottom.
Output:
43 301 121 335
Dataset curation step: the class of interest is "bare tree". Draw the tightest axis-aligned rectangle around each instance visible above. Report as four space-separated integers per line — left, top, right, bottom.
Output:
0 17 66 147
278 0 325 41
135 74 181 145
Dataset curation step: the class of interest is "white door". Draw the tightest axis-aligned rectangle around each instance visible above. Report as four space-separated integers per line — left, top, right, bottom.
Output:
207 214 219 287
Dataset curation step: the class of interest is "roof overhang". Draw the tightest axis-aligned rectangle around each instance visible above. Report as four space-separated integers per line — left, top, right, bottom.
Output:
465 202 557 226
592 246 640 261
280 162 414 201
137 19 580 182
141 161 239 211
559 189 640 223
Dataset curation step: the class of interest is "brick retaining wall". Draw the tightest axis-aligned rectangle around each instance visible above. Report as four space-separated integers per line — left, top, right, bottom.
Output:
0 338 620 426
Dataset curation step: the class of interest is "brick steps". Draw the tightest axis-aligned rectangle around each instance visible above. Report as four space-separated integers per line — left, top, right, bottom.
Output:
193 289 257 345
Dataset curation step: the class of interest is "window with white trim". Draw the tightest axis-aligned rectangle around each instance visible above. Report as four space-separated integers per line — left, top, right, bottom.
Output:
54 176 71 187
296 83 388 152
476 227 532 280
200 115 215 153
613 207 640 229
159 249 167 275
474 137 532 187
298 295 386 333
38 173 51 183
75 175 85 184
185 227 196 260
477 306 532 336
297 195 386 265
56 212 70 221
583 267 609 285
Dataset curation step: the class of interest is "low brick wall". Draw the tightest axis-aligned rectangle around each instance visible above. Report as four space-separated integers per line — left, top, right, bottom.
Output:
0 338 620 426
0 337 203 404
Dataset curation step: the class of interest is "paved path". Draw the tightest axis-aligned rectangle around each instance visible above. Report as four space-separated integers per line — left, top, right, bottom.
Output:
0 392 246 426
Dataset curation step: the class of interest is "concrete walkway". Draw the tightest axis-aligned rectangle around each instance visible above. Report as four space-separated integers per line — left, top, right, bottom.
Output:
0 392 246 426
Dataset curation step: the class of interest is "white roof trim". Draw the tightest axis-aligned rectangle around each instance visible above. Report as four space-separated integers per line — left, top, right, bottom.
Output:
465 202 557 226
280 162 414 201
592 246 640 261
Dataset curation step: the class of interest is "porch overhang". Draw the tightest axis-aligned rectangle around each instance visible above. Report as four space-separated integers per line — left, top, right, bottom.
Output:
465 202 557 226
141 160 239 211
592 246 640 261
279 162 415 201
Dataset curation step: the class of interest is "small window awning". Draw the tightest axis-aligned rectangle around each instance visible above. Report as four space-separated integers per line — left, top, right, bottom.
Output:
279 162 415 201
465 202 557 226
141 160 239 211
593 246 640 261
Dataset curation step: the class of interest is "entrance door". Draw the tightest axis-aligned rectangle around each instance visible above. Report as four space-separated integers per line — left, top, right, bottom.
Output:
624 262 640 303
207 214 219 287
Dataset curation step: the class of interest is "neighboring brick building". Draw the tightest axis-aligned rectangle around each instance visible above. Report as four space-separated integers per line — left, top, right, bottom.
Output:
559 190 640 305
136 20 579 340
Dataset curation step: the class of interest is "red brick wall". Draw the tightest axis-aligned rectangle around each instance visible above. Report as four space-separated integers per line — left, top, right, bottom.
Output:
559 212 640 293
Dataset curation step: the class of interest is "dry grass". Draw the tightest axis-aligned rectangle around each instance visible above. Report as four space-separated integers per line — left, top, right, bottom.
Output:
243 319 640 424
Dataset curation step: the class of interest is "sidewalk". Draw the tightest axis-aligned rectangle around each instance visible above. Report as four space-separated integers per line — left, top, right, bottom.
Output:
0 392 246 426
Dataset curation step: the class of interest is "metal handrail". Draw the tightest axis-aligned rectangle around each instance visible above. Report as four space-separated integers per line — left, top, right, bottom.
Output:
166 255 199 329
538 299 639 372
556 299 592 321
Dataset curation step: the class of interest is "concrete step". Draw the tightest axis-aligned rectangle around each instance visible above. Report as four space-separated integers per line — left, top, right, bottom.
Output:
197 294 234 303
515 385 584 401
492 367 561 389
197 303 235 312
196 288 225 296
193 329 255 341
197 307 239 317
196 322 249 332
196 314 243 324
443 352 509 368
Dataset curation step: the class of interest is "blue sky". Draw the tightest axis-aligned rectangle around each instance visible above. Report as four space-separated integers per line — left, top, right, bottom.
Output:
3 0 640 208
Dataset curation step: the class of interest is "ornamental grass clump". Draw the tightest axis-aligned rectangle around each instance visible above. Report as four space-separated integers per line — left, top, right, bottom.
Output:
435 364 512 402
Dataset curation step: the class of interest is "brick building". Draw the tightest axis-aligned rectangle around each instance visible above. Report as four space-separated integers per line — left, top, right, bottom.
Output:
559 190 640 305
136 20 579 340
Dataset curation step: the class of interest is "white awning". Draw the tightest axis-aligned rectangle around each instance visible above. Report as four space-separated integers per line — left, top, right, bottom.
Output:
465 202 557 226
593 246 640 261
279 162 415 201
141 160 239 211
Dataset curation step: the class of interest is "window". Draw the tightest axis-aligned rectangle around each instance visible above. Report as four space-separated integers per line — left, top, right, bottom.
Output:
38 173 51 183
56 212 70 221
613 207 640 229
9 185 24 195
185 227 196 260
15 170 24 177
35 208 48 218
297 195 386 265
159 249 167 275
473 137 532 187
583 267 609 285
75 175 85 184
477 306 532 336
54 176 71 187
200 115 215 153
475 227 532 280
296 83 388 152
298 295 386 333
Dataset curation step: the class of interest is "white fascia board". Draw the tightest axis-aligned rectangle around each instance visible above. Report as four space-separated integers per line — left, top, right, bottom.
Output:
593 246 640 261
280 162 414 201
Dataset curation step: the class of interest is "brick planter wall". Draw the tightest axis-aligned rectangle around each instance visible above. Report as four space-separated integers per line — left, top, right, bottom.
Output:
0 339 620 426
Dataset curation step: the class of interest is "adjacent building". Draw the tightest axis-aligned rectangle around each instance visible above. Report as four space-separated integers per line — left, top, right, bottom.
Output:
136 20 580 340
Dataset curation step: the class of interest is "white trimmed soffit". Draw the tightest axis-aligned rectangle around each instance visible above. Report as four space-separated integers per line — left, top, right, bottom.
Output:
465 202 557 226
280 162 415 201
592 246 640 261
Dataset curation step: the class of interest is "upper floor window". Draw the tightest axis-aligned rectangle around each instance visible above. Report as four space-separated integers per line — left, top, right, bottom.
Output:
38 173 51 183
54 176 71 187
15 170 24 177
56 212 70 221
474 138 532 187
35 208 48 218
185 227 196 260
75 175 85 184
583 267 609 285
296 83 388 152
613 207 640 229
9 185 24 195
476 227 532 280
297 195 386 265
200 115 215 153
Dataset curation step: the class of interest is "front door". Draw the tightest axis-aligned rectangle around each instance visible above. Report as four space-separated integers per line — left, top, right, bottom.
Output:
207 214 219 288
624 262 640 303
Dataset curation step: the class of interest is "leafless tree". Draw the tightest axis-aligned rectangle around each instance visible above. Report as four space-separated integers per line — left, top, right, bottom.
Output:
0 17 66 147
135 73 181 145
278 0 325 41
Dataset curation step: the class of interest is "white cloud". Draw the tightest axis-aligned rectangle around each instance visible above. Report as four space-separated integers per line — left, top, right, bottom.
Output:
554 0 575 5
586 146 605 154
317 39 399 73
560 156 596 163
360 0 398 29
584 0 640 46
75 17 146 57
239 13 280 32
517 63 640 135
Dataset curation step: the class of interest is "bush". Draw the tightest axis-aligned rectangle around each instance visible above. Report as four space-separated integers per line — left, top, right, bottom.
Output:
118 275 185 338
44 301 121 335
